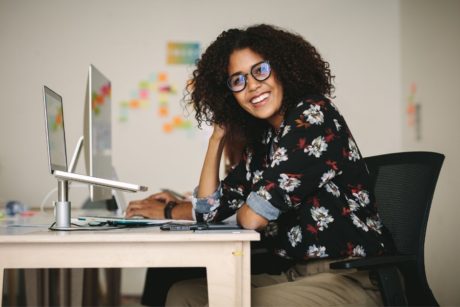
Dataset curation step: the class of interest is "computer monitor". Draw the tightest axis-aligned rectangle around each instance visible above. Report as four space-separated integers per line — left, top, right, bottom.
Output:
84 64 113 201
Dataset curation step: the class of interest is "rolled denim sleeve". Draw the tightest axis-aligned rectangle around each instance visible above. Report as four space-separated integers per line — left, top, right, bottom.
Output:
246 191 281 220
191 183 222 214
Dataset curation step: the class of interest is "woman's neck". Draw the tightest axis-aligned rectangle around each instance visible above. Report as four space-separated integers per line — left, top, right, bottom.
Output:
267 113 284 131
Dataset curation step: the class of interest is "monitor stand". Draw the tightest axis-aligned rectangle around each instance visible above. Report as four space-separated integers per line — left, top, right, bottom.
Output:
54 179 71 229
52 136 83 229
52 137 140 229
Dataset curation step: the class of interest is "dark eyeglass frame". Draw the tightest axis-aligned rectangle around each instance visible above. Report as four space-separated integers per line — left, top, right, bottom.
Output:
226 61 271 93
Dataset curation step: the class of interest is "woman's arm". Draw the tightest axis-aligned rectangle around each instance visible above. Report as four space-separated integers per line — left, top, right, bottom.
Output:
237 204 268 230
197 125 226 198
195 125 269 230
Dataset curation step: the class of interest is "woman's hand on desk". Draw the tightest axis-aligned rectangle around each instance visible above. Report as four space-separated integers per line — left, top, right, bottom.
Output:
126 195 166 219
126 192 194 220
149 191 180 204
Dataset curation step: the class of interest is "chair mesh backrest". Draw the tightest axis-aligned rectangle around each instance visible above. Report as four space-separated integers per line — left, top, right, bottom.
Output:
365 152 444 255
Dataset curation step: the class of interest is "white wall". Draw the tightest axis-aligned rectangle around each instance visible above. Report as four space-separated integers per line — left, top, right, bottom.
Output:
0 0 405 299
0 0 401 207
401 0 460 305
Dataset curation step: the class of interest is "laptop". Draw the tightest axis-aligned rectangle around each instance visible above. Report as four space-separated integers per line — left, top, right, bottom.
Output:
43 86 155 225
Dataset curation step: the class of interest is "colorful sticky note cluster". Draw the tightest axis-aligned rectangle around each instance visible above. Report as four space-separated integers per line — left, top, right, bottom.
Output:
162 115 194 133
118 71 194 134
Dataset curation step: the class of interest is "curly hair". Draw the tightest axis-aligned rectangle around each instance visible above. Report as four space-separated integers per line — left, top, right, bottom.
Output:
185 24 335 145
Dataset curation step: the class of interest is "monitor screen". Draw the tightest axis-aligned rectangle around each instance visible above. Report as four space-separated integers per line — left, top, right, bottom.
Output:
43 86 68 173
84 65 113 201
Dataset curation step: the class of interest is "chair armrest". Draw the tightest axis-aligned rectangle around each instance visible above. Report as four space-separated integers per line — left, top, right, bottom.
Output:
329 254 415 270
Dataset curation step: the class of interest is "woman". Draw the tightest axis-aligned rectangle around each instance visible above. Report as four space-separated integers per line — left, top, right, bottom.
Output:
127 24 394 306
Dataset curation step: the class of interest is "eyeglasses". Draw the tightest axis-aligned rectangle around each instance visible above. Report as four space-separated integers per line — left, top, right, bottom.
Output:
227 61 271 93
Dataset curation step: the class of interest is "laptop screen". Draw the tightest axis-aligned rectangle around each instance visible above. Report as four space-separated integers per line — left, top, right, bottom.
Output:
43 86 68 173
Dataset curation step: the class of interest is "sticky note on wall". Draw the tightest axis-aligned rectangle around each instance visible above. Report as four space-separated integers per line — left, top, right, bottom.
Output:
167 42 200 65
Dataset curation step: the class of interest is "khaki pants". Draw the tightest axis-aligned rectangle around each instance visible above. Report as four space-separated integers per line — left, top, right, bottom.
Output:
165 259 383 307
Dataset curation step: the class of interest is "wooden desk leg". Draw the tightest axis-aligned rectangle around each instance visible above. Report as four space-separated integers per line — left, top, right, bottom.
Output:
206 242 251 307
241 241 252 306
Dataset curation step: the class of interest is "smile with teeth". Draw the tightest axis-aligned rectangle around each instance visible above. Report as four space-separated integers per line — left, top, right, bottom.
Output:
250 92 270 104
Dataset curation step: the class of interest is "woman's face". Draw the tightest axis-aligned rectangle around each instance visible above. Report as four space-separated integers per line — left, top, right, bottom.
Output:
228 48 284 129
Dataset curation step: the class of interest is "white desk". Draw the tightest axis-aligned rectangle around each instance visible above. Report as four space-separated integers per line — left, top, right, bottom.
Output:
0 214 259 306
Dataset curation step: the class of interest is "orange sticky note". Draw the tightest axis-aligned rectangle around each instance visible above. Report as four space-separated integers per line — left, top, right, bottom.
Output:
163 123 173 133
173 116 183 126
130 100 140 109
158 72 168 82
158 106 169 117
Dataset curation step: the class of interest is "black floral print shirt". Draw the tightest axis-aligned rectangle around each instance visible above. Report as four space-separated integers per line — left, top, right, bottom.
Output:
193 95 393 261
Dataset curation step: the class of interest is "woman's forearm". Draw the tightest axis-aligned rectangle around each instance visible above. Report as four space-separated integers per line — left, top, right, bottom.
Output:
197 134 226 198
170 201 194 220
237 204 269 230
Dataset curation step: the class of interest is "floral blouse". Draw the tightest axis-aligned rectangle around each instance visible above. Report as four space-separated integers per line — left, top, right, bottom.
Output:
193 95 394 261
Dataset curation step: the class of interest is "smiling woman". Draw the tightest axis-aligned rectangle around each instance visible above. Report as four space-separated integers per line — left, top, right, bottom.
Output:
128 23 396 306
170 24 394 306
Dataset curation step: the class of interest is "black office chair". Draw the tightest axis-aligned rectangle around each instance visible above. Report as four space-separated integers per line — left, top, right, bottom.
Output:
330 151 445 306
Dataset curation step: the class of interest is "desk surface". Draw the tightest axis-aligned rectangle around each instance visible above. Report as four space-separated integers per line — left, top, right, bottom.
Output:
0 212 259 241
0 211 259 306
